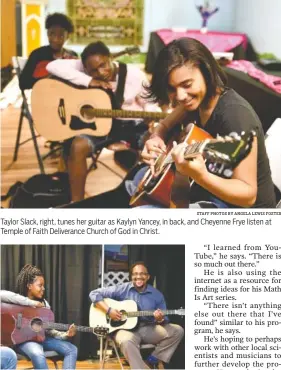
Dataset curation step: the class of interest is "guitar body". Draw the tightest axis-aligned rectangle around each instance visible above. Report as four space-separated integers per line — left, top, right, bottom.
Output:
130 124 212 207
31 79 112 141
31 79 168 142
89 298 138 334
1 303 54 346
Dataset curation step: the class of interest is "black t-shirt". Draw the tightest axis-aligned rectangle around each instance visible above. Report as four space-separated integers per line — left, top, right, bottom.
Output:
190 88 276 208
19 45 77 90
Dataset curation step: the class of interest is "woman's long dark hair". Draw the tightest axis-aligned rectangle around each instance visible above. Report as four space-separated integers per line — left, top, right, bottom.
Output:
145 37 227 106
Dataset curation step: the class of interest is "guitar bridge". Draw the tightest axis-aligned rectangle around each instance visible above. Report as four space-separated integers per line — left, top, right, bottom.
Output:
58 99 66 125
16 313 22 329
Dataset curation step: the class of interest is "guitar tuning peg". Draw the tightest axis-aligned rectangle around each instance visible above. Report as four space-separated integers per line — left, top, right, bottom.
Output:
208 163 215 172
208 163 219 173
224 135 234 142
216 134 224 141
223 168 233 178
229 132 240 140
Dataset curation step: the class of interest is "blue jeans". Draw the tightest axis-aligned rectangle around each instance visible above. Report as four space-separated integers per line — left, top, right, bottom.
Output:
126 166 227 208
0 347 17 370
16 337 77 369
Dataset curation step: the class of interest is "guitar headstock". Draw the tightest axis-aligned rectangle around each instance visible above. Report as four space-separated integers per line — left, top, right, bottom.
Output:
93 325 109 337
175 308 185 316
204 130 256 178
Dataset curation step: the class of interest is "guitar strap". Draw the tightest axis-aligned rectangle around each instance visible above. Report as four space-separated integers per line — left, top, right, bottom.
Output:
114 62 127 109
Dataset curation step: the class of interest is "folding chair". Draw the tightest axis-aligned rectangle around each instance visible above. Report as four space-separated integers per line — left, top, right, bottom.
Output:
12 57 63 174
100 335 164 369
100 334 124 369
11 56 45 173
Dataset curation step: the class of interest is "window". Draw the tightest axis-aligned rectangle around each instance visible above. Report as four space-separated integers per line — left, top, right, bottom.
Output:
104 244 128 272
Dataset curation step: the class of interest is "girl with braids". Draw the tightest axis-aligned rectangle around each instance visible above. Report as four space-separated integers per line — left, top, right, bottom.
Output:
1 264 77 369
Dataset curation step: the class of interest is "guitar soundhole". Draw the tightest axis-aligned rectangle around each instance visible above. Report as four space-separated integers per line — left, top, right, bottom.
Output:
110 310 127 328
31 318 43 332
80 105 95 120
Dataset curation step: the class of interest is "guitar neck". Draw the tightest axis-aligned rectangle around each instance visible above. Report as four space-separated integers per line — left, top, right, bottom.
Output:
112 51 128 58
90 108 168 120
112 48 140 59
44 322 93 333
127 309 181 317
165 140 208 165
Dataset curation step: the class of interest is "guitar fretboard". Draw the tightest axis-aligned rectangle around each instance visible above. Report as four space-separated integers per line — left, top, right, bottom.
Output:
112 47 140 59
157 140 208 171
84 108 168 120
126 309 183 317
43 323 93 333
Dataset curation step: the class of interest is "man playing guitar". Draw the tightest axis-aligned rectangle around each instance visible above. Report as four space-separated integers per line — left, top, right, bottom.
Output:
89 262 184 369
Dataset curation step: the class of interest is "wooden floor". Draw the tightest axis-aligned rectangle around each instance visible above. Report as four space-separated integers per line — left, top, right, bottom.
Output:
17 358 130 369
1 106 128 208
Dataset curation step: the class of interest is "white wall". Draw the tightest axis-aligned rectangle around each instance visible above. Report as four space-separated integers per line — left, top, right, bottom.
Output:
44 0 236 52
46 0 66 13
148 0 236 33
233 0 281 58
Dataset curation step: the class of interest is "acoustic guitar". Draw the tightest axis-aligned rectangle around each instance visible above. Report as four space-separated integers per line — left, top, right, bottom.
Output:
129 123 255 207
1 303 108 346
89 298 185 334
31 79 167 141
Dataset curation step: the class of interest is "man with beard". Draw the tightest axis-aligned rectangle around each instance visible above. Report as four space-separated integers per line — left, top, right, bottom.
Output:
89 262 184 369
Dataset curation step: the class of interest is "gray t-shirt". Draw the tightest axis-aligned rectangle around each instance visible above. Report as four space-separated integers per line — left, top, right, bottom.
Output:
191 88 276 208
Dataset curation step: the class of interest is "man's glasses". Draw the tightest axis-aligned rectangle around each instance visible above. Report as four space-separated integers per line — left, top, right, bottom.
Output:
132 272 148 277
